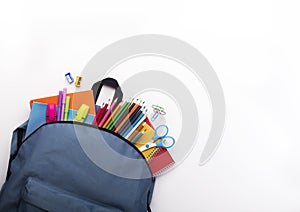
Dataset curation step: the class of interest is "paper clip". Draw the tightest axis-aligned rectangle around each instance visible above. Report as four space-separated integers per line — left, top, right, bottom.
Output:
151 105 166 122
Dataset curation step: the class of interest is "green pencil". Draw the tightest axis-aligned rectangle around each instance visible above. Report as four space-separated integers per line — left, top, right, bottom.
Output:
107 100 131 130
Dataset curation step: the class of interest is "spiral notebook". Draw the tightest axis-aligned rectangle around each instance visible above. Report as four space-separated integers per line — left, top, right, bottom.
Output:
129 122 175 176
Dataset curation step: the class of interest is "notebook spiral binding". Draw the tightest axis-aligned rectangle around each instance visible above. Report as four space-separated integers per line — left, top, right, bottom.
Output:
148 148 175 177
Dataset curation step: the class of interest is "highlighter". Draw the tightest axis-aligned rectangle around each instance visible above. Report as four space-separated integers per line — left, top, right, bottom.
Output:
57 91 63 121
46 103 57 123
73 104 89 123
61 88 67 121
64 96 70 121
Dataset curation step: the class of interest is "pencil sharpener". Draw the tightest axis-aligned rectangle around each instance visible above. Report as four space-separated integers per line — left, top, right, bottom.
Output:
75 76 82 87
65 72 74 84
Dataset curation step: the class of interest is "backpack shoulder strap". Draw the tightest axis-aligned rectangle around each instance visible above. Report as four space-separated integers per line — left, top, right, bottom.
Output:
6 120 28 179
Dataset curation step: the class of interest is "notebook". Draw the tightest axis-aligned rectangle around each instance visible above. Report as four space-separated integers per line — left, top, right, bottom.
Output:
25 102 95 138
30 90 96 115
148 148 175 176
131 123 159 160
129 121 175 176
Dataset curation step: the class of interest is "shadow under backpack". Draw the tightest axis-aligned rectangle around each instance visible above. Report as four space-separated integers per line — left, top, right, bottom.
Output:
0 78 155 212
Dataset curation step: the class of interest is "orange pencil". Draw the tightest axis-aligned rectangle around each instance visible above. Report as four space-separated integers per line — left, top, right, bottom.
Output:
114 100 142 133
103 102 122 128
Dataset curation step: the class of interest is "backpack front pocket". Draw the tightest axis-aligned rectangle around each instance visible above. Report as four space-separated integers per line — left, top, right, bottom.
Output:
19 177 123 212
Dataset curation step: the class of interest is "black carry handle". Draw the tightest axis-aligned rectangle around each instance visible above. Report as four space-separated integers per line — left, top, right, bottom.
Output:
91 78 123 105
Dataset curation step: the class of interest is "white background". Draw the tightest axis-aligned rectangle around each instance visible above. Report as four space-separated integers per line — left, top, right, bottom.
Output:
1 1 300 211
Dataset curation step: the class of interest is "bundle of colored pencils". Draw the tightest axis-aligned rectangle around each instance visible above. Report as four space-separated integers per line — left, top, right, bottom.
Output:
92 98 148 138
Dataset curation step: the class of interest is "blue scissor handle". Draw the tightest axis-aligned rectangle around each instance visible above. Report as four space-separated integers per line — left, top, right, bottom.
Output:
139 125 175 152
156 136 175 148
152 125 169 140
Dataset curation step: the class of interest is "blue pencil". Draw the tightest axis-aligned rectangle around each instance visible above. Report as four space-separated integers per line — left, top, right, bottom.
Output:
123 110 147 139
131 129 147 144
118 105 143 135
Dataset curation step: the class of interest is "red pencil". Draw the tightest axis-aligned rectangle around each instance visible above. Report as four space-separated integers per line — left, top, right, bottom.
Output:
92 103 104 126
97 99 110 125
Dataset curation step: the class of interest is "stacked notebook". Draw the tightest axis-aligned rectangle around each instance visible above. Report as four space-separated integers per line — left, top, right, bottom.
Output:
128 120 175 176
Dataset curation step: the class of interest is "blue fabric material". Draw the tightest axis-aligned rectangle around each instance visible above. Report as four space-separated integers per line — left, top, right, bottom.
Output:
0 122 155 212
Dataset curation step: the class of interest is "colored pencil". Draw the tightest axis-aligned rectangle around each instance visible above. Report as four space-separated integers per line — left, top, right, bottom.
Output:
128 122 146 141
97 99 110 124
107 99 131 130
132 129 147 144
114 100 142 133
98 98 118 127
124 110 147 139
92 103 104 126
103 102 122 129
112 99 138 131
119 106 144 136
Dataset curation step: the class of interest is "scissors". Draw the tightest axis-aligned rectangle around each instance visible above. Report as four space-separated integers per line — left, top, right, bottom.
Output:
139 125 175 152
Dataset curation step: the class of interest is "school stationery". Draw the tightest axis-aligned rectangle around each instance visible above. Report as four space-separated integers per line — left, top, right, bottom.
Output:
75 76 82 87
131 129 147 144
73 104 90 123
25 102 94 137
98 98 118 127
65 72 74 84
151 104 166 122
148 148 175 176
30 90 96 116
112 100 135 131
99 100 110 122
127 122 147 141
92 103 104 126
130 123 158 158
107 100 130 130
139 125 175 152
46 104 56 123
123 110 147 139
57 91 63 121
130 122 175 176
114 100 142 133
102 102 122 128
61 88 67 121
64 96 70 121
119 106 145 136
92 101 109 126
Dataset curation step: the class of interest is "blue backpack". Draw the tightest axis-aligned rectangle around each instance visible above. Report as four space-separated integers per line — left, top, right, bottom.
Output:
0 79 155 212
